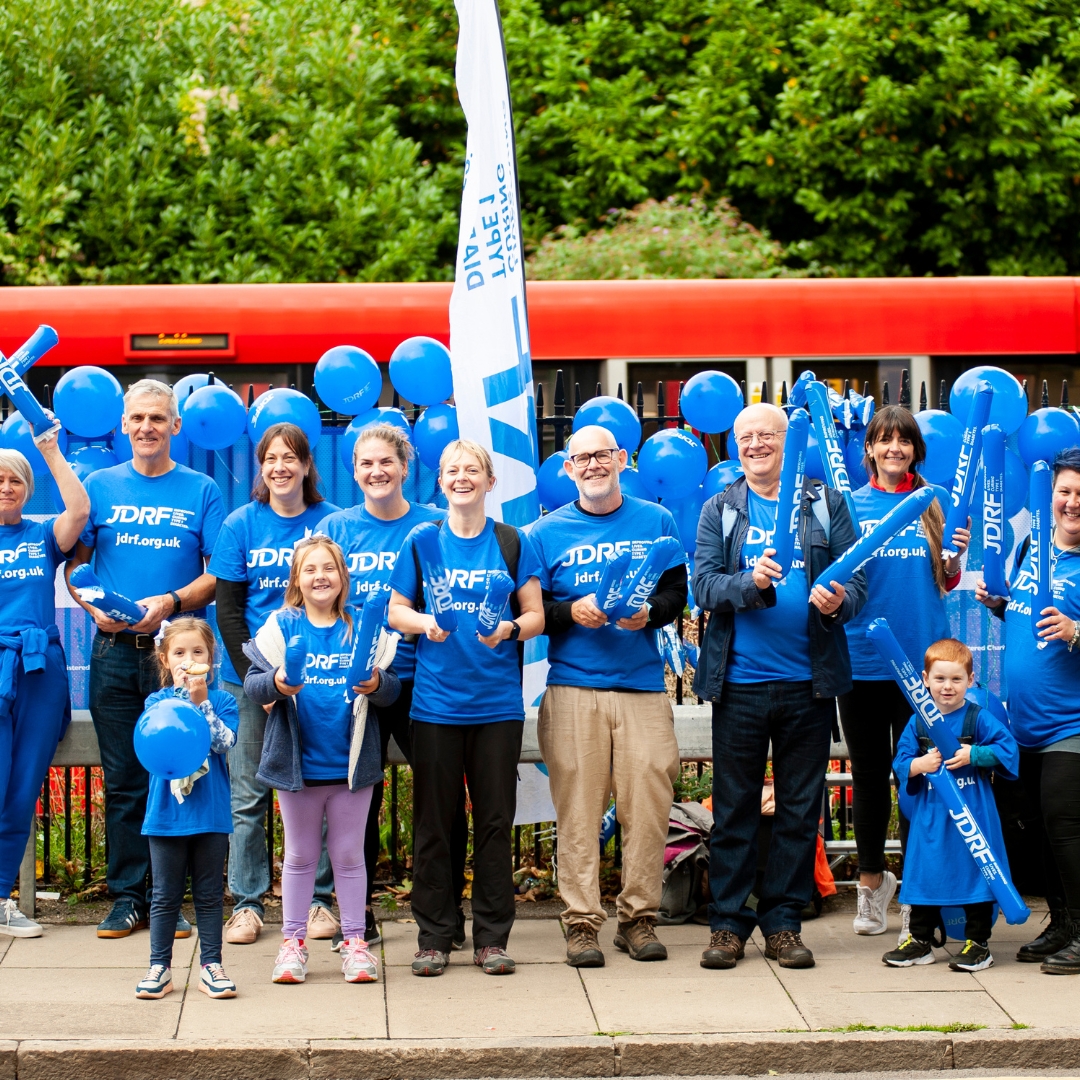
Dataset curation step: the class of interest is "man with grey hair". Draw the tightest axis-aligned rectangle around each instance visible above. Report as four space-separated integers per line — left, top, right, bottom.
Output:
67 378 225 938
693 402 866 970
530 424 687 967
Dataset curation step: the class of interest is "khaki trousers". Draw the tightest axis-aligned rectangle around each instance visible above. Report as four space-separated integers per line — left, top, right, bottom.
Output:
537 684 680 929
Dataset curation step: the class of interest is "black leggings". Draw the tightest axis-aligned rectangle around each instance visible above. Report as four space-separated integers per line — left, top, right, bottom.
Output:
911 902 994 945
837 679 911 875
1019 750 1080 916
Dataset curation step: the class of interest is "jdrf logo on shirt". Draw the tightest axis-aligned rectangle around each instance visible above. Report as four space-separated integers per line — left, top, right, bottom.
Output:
0 541 45 564
348 551 398 573
247 547 295 568
559 540 650 567
306 652 351 671
104 505 195 529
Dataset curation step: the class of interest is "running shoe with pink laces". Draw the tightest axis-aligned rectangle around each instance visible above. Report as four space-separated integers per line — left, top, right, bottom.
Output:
340 937 379 983
272 937 309 984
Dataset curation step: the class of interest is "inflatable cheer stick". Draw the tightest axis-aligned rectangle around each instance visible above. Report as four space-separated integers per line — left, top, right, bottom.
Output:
943 380 993 556
810 486 934 593
772 410 809 579
6 325 59 377
283 635 307 687
981 426 1010 599
344 588 389 701
867 618 1030 925
0 325 61 437
594 550 632 616
788 369 816 408
608 536 683 623
805 381 859 529
412 522 458 632
1030 460 1053 645
69 564 147 625
476 571 515 636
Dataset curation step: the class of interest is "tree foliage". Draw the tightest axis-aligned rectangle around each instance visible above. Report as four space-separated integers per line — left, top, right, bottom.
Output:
2 0 1079 284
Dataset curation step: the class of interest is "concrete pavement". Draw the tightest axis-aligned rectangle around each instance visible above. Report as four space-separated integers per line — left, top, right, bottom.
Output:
2 905 1080 1078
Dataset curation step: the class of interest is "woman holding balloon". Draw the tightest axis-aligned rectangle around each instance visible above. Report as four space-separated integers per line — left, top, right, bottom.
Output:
976 448 1080 974
0 431 89 938
838 406 970 938
210 422 340 946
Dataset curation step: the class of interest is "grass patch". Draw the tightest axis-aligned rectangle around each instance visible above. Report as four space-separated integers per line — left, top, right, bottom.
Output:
819 1023 986 1034
1012 1022 1030 1029
593 1031 631 1037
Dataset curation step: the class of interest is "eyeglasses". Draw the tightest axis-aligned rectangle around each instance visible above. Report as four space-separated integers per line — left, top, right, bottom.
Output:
569 449 617 468
734 429 784 447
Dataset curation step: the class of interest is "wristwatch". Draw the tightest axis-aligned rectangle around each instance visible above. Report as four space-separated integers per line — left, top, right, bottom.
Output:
507 621 522 641
168 590 182 615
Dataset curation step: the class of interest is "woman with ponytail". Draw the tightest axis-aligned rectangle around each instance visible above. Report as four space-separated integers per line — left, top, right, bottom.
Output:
838 406 969 938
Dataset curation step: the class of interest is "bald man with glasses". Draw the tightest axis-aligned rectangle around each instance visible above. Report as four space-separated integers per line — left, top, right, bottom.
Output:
530 425 688 968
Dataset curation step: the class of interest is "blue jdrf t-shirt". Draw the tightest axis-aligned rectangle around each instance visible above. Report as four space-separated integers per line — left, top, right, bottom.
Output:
81 462 225 618
208 499 341 684
529 496 685 692
726 490 813 683
389 519 540 725
317 502 444 682
0 517 67 633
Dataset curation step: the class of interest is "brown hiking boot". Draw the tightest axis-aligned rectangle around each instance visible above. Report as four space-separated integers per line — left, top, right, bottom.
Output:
613 916 667 961
765 929 815 968
701 929 746 969
565 922 605 968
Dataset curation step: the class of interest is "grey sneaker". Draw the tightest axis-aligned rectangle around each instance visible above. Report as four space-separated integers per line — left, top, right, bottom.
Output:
474 945 516 975
412 949 449 976
0 897 42 938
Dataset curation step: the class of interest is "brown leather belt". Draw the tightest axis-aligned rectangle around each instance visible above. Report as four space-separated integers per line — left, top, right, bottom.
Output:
103 630 156 650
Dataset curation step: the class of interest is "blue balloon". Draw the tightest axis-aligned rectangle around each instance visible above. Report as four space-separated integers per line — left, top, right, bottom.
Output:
703 459 744 499
248 388 322 449
914 409 964 486
111 429 133 464
537 451 576 511
967 686 1009 726
950 366 1027 436
315 345 382 415
845 432 869 488
620 467 656 501
414 404 459 471
637 429 707 500
1017 407 1080 467
182 384 248 451
680 371 743 434
134 697 211 780
173 373 209 410
1003 449 1027 518
1 412 68 474
340 407 412 470
663 486 706 554
573 396 642 453
388 337 454 405
940 903 999 942
54 366 123 438
66 445 118 482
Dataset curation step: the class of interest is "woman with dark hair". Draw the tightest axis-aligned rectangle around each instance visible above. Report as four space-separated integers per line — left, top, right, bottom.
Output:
839 405 969 938
976 447 1080 974
208 422 340 944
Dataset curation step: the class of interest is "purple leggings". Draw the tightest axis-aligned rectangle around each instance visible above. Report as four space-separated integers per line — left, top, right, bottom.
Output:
278 783 374 940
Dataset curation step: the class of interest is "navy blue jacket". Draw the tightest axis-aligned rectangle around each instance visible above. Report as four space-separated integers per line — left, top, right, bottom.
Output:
691 476 867 703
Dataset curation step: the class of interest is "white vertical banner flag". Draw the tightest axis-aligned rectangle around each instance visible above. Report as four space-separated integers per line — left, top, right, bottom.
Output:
450 0 540 527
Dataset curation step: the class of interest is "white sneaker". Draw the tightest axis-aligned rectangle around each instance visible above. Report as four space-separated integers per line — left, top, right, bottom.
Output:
341 937 379 983
0 897 42 938
136 964 173 999
897 903 912 947
853 871 897 935
199 962 238 998
307 905 340 940
272 937 309 984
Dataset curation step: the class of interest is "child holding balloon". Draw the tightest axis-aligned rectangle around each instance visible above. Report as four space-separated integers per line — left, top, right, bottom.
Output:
135 618 240 1000
243 537 400 986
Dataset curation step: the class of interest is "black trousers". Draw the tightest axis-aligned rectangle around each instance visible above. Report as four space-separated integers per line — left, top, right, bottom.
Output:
837 679 911 874
1019 750 1080 915
911 902 994 945
411 719 523 952
362 681 469 908
148 832 229 968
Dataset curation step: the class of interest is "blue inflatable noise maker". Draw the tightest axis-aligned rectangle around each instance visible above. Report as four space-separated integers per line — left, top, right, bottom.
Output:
594 550 633 616
412 522 459 632
981 426 1010 600
772 409 809 579
811 486 934 593
1030 460 1053 645
134 697 211 780
476 571 514 636
804 381 859 529
69 564 147 625
943 380 993 556
345 589 389 701
284 634 307 687
866 618 1030 926
607 537 682 623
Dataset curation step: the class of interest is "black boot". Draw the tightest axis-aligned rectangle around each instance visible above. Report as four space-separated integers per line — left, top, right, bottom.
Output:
1041 927 1080 975
1017 908 1073 963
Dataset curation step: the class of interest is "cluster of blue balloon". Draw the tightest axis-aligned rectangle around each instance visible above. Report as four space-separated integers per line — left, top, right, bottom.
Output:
134 697 211 780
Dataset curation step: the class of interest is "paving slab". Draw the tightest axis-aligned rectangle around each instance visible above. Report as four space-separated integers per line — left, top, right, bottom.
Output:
0 937 10 965
971 965 1080 1028
0 924 197 969
380 915 568 965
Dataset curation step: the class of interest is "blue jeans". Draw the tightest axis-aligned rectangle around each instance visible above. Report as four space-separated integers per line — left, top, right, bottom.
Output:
90 635 160 911
222 681 332 915
708 680 833 939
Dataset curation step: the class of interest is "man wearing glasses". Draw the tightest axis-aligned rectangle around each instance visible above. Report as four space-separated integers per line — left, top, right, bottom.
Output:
530 424 687 968
692 402 865 971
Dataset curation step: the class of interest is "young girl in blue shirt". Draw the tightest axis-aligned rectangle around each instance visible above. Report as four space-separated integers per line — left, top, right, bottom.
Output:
135 618 240 1000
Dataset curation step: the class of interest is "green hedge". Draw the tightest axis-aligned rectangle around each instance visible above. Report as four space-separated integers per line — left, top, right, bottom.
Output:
2 0 1079 283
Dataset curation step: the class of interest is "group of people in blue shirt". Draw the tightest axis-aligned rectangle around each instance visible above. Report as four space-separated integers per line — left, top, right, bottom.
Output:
0 377 1079 999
